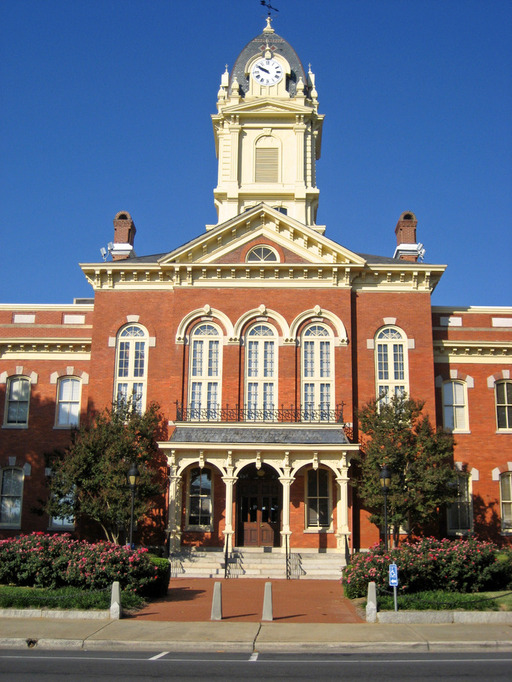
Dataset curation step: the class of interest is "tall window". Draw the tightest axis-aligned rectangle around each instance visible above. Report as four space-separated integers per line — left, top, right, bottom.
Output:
255 136 279 183
114 325 148 413
245 324 277 420
306 468 331 529
302 324 333 421
55 378 81 427
189 324 221 420
4 377 30 426
187 467 212 529
375 327 408 401
496 381 512 430
500 472 512 532
447 473 472 534
0 468 23 527
442 381 468 432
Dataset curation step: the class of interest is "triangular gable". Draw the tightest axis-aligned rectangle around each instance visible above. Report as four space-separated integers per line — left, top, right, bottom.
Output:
215 97 316 117
158 204 366 267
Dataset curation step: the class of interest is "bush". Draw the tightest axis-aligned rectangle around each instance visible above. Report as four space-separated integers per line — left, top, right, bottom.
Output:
0 533 160 595
377 589 500 611
0 585 145 610
146 555 170 598
343 537 512 599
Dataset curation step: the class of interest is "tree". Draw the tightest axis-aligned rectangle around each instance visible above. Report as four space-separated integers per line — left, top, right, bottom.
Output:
356 395 456 544
44 402 164 544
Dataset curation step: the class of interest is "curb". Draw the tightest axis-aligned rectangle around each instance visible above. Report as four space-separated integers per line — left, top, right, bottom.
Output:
0 608 110 620
377 610 512 624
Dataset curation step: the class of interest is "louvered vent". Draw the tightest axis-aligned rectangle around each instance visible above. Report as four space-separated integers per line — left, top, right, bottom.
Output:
255 148 278 182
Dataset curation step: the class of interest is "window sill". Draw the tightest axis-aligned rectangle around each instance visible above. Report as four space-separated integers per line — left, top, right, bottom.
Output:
48 526 75 531
0 523 21 529
496 429 512 434
304 528 334 534
53 425 79 430
2 424 28 430
185 526 213 533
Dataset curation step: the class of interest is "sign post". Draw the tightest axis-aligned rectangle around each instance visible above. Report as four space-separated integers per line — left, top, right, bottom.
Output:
389 563 398 612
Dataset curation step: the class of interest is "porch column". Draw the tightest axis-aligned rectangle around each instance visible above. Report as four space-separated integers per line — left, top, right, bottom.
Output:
167 459 182 553
335 464 350 557
222 475 237 552
279 475 295 553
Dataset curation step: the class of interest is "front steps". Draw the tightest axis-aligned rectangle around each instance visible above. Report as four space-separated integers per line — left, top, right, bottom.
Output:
170 546 345 580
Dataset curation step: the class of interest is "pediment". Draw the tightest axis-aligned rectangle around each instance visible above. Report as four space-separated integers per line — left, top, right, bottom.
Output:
158 204 366 268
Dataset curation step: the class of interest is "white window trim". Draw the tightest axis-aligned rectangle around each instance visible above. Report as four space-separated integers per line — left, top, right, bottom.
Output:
301 324 335 422
114 324 149 413
185 466 214 532
447 472 473 536
500 471 512 535
0 467 24 529
54 377 82 429
244 323 278 420
3 376 31 429
188 323 223 420
495 380 512 433
303 468 334 532
374 326 409 401
246 245 280 263
442 380 470 433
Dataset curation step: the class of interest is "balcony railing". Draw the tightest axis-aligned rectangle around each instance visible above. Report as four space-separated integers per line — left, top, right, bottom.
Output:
175 402 344 424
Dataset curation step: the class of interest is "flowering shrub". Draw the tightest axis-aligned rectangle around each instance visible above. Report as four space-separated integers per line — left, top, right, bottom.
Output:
0 533 162 595
342 537 512 599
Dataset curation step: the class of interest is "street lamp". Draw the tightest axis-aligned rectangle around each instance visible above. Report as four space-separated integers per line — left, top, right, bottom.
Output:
127 462 140 548
380 465 391 551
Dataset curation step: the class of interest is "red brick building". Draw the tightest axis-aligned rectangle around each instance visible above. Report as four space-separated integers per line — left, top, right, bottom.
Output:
1 21 511 574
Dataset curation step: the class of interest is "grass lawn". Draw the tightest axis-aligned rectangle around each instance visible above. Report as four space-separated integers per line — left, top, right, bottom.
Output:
0 585 145 611
376 589 512 611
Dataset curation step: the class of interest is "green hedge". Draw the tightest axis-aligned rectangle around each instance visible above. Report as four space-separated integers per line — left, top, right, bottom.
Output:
0 585 145 610
343 537 512 599
377 589 501 611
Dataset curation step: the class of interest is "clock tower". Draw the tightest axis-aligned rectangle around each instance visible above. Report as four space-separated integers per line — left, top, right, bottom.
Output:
210 17 325 232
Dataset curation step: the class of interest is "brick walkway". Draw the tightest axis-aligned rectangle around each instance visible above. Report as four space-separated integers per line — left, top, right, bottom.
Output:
130 579 364 623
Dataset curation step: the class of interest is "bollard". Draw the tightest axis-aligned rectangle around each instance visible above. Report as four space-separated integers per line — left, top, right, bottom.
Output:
366 581 377 623
110 581 122 620
262 581 273 621
211 581 223 621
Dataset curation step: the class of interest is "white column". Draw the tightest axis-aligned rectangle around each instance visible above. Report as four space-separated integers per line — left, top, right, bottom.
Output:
222 475 237 552
335 465 350 556
279 475 294 553
167 461 182 553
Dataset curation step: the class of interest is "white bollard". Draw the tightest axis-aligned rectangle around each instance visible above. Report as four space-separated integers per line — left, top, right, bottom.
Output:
366 581 377 623
262 581 273 621
211 581 223 621
110 581 122 620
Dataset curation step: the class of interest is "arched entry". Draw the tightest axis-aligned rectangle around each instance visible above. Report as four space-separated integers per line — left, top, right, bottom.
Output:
236 463 281 547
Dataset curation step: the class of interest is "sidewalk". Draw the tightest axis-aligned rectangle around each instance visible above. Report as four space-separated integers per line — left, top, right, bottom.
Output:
0 578 510 653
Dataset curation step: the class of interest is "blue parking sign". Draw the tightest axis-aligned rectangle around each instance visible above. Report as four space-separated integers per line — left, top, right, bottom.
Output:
389 563 398 587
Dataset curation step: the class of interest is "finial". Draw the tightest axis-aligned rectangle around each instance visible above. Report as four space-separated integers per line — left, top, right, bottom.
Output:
263 14 275 33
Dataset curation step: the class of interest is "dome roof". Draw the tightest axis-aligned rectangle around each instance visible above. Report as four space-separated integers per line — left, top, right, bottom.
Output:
230 25 309 98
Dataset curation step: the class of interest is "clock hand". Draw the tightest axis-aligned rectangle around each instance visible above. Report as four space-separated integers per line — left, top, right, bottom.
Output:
258 65 270 74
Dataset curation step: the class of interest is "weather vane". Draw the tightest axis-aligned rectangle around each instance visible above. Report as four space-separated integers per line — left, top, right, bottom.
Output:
260 1 279 14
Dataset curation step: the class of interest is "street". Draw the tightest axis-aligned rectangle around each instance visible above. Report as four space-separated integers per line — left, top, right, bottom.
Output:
0 650 510 680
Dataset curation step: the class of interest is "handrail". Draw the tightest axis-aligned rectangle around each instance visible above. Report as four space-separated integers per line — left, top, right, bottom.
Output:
175 401 344 424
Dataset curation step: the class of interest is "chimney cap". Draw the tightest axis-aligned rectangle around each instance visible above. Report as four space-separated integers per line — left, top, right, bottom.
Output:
398 211 417 222
114 210 132 221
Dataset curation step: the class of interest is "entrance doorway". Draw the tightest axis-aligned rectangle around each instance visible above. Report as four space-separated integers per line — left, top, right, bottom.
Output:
236 464 281 547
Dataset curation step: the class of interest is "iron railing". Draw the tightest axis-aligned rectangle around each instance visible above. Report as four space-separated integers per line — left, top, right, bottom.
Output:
175 402 344 424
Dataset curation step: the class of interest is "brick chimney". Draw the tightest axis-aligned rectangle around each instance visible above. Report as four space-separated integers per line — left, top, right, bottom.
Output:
393 211 424 262
111 211 136 261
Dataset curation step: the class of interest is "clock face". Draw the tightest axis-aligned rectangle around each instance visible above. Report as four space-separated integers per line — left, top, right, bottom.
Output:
251 58 284 86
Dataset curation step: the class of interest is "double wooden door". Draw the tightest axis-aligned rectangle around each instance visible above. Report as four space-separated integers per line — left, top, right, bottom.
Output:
238 476 280 547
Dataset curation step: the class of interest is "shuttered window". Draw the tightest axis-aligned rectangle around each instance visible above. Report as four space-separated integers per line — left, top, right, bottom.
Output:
255 147 278 182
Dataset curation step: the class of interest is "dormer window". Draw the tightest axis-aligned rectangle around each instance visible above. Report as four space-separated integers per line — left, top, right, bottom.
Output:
246 246 279 263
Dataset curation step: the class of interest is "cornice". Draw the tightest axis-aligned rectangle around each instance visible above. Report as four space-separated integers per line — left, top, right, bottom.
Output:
434 339 512 363
0 337 91 360
432 305 512 315
0 303 94 312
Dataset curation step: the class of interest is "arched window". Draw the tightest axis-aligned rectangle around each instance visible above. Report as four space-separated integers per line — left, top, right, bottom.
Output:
55 377 81 427
496 381 512 430
189 323 221 420
375 327 409 401
245 324 277 420
442 380 468 432
302 324 333 421
246 245 279 263
306 468 332 529
114 324 148 413
4 376 30 427
0 468 23 527
187 467 212 529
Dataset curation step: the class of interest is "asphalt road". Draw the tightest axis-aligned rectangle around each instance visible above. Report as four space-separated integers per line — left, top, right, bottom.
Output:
0 650 511 680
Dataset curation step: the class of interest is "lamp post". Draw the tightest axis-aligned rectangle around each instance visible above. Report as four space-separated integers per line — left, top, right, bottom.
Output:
380 465 391 551
127 462 140 548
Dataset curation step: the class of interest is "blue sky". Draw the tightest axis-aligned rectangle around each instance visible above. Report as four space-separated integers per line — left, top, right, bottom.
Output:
1 0 511 306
